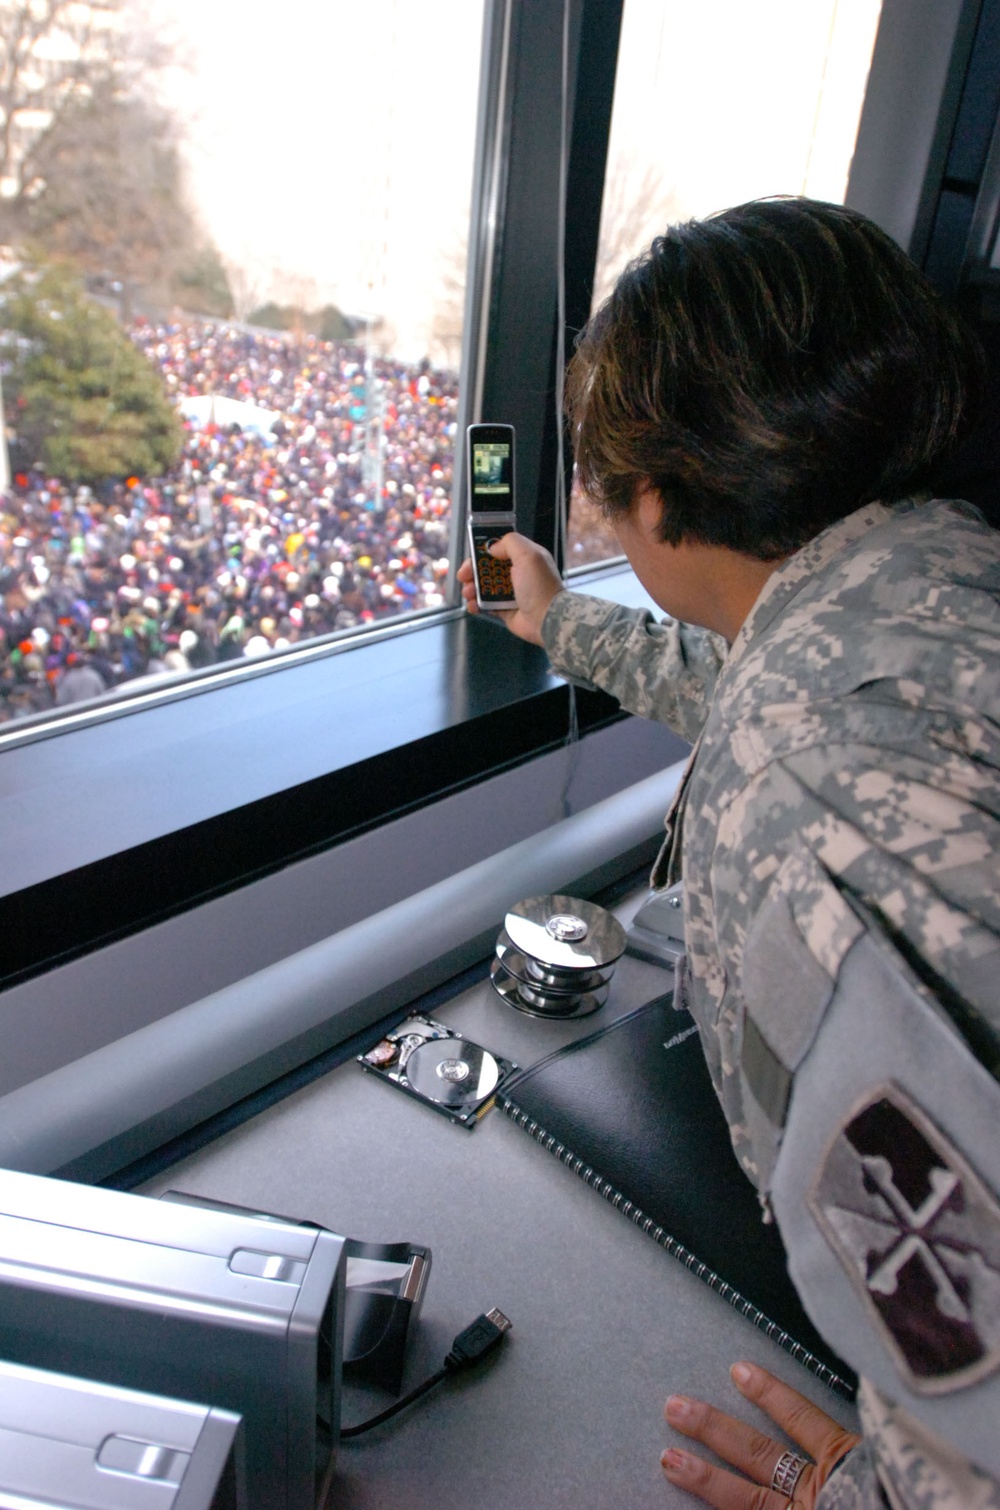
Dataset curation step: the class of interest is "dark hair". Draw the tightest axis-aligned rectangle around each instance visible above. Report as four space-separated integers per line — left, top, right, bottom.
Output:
566 197 985 558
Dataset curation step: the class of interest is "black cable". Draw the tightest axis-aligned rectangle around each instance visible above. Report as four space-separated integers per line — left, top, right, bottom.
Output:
340 1366 448 1438
340 1307 512 1440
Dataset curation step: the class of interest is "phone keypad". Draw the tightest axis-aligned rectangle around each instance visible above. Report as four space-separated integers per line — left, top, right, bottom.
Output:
473 529 514 603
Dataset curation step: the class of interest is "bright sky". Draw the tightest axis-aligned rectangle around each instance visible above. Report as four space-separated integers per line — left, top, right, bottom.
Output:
150 0 882 359
151 0 485 356
596 0 883 296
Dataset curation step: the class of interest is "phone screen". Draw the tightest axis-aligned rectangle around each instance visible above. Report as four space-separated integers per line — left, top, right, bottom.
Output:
470 434 513 510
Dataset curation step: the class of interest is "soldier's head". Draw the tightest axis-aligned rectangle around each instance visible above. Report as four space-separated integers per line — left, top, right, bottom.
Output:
567 197 984 560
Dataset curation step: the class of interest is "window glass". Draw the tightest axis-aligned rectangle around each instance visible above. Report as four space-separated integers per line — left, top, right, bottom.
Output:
568 0 883 569
0 0 483 725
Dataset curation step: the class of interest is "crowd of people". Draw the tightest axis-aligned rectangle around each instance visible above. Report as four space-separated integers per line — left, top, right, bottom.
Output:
0 320 464 721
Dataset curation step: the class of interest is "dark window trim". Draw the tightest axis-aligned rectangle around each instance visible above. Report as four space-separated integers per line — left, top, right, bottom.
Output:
470 0 623 560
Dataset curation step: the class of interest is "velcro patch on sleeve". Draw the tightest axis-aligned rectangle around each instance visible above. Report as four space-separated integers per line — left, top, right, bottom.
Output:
809 1082 1000 1397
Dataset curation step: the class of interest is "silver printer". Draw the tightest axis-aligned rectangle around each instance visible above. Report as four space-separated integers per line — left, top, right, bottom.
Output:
0 1169 345 1510
0 1357 244 1509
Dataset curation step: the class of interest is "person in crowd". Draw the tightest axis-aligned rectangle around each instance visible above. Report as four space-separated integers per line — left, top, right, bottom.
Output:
459 197 1000 1510
54 651 107 706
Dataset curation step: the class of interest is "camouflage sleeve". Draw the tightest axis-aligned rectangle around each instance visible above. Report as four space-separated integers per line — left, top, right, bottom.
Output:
857 1382 1000 1510
813 1412 1000 1510
709 744 1000 1076
815 1442 887 1510
541 589 726 742
718 757 1000 1510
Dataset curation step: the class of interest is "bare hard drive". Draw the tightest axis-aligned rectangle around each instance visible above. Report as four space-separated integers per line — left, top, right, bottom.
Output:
358 1015 516 1128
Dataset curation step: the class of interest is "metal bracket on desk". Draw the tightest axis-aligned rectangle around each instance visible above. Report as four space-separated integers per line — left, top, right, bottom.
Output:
625 881 686 970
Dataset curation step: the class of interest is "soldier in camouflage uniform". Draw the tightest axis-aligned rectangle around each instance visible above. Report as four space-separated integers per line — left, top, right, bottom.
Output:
459 199 1000 1508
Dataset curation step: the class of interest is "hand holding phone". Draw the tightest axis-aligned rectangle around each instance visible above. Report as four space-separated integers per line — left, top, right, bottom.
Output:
468 515 517 608
458 531 564 646
467 423 517 609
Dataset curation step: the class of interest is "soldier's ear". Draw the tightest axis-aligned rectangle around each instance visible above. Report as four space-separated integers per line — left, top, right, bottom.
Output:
633 484 666 540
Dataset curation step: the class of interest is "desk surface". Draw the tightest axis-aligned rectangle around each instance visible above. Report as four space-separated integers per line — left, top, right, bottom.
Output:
142 894 858 1509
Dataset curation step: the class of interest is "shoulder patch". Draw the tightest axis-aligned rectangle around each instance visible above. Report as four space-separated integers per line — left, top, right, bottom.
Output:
809 1082 1000 1396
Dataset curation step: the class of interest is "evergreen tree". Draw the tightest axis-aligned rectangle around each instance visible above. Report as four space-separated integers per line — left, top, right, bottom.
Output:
0 261 182 483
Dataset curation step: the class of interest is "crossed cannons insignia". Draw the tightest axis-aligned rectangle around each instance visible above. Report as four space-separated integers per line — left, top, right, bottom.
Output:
809 1083 1000 1394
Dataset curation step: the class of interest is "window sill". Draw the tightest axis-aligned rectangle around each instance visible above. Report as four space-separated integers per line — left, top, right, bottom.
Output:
0 559 659 988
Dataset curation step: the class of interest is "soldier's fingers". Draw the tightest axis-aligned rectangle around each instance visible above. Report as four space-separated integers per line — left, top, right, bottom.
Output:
661 1446 809 1510
729 1363 860 1468
487 530 557 572
665 1394 792 1487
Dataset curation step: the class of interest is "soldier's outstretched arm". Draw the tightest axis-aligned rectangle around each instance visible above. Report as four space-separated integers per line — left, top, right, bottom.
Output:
458 532 725 741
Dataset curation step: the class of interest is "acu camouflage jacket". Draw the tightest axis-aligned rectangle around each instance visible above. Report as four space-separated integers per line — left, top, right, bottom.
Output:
543 499 1000 1510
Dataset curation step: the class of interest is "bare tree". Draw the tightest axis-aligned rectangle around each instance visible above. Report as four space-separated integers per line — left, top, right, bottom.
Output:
592 159 683 307
0 0 204 313
19 82 198 308
224 258 268 325
1 1 140 222
364 312 397 360
428 225 467 371
280 270 321 345
567 158 682 567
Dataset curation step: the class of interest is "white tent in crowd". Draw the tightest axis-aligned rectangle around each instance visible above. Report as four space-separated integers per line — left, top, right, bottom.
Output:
177 394 279 438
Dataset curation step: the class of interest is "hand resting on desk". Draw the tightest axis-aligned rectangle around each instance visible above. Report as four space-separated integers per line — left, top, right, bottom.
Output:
662 1360 860 1509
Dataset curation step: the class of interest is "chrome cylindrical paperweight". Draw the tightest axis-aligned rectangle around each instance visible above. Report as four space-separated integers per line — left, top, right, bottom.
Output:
490 894 626 1018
